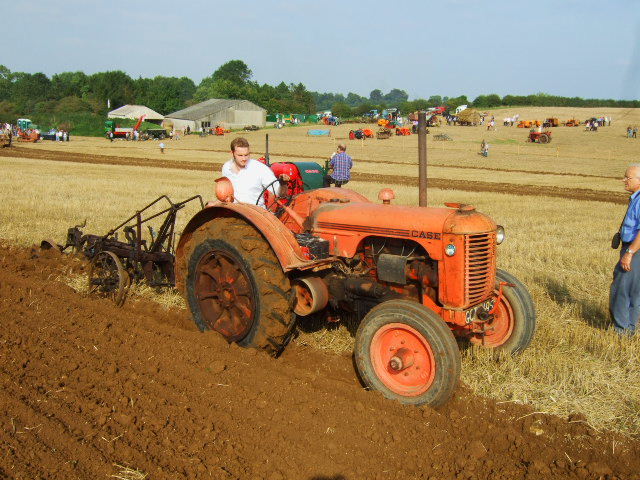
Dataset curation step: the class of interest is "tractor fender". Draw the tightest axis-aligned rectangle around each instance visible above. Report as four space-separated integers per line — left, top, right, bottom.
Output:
175 202 308 292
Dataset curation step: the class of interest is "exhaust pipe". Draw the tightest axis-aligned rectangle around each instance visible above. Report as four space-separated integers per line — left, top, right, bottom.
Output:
418 111 427 206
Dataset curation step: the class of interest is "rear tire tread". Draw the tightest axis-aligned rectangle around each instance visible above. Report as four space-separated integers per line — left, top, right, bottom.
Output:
184 217 295 356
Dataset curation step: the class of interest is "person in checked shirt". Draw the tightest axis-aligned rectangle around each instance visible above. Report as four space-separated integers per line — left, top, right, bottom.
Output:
324 143 353 187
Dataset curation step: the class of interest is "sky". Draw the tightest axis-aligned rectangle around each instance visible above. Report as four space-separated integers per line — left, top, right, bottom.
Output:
4 0 639 101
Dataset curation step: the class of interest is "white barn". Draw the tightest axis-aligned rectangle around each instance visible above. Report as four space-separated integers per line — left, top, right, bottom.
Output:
164 99 266 131
107 105 164 124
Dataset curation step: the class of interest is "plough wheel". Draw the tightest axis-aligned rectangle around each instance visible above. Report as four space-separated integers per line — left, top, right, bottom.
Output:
88 251 130 306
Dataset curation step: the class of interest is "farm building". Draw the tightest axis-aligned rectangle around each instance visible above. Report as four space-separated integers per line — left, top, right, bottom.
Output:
107 105 164 125
164 99 266 131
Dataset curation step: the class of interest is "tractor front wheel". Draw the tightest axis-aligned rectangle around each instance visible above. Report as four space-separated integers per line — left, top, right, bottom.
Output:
470 269 536 354
355 300 461 407
184 217 295 356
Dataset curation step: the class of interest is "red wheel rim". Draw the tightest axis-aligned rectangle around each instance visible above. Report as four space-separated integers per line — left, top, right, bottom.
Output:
471 291 515 347
195 250 254 342
369 323 436 396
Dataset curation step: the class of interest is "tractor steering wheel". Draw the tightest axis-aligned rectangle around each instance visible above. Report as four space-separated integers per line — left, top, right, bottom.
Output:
256 178 293 217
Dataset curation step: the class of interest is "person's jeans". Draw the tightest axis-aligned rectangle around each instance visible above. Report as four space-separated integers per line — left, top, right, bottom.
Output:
323 175 349 188
610 242 640 334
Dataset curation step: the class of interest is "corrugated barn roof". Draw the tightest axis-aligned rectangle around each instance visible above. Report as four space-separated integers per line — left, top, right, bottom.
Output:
166 99 265 121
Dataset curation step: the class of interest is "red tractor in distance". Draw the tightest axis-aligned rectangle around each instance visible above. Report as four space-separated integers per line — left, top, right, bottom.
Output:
175 154 535 407
528 129 552 144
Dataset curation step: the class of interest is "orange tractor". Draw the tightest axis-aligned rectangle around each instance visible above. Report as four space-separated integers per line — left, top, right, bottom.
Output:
174 122 536 407
348 129 374 140
528 129 552 143
17 130 40 142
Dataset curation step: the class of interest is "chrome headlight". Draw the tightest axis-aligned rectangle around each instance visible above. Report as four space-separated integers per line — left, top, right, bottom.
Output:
445 244 456 256
496 225 505 244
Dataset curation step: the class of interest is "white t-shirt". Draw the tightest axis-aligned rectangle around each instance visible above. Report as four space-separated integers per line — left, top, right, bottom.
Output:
222 158 277 207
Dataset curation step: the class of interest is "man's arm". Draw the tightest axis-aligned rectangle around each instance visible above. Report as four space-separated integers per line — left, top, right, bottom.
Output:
621 203 640 271
261 165 289 198
620 232 640 271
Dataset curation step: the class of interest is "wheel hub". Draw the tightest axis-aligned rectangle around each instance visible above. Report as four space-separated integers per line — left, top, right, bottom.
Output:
388 347 415 371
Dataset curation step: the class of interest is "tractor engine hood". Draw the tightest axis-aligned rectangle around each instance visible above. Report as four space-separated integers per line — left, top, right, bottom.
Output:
310 201 496 259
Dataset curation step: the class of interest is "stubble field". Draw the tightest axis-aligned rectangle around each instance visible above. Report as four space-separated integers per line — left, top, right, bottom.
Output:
1 106 640 479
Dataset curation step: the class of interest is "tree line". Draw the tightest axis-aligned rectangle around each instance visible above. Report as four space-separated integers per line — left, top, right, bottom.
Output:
0 60 638 124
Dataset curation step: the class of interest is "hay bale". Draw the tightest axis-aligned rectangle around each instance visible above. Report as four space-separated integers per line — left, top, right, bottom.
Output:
456 108 481 125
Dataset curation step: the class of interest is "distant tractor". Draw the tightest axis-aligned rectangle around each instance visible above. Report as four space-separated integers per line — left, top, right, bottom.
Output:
528 130 552 143
542 118 559 128
349 129 374 140
376 128 392 139
564 119 580 127
105 115 145 140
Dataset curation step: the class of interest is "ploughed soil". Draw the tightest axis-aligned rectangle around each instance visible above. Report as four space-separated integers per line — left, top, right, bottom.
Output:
0 146 627 204
1 242 639 480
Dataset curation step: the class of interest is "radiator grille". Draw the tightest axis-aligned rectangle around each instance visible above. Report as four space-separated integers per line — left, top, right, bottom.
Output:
464 233 496 305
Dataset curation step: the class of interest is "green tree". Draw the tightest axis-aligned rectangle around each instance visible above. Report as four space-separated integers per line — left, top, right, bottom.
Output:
51 71 88 99
355 103 375 115
86 71 135 111
383 89 409 106
55 96 92 113
212 60 252 84
140 76 196 113
11 72 52 111
427 95 443 107
331 102 352 117
345 92 366 107
0 65 13 101
445 95 469 111
369 89 383 104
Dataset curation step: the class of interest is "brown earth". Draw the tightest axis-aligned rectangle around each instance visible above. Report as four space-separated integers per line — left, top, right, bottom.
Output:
1 242 639 479
0 146 627 204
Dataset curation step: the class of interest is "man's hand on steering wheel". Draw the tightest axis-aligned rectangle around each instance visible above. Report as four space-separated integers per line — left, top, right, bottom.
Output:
256 176 292 216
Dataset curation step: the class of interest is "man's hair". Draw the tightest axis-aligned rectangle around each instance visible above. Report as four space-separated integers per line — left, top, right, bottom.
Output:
230 137 250 152
337 143 346 151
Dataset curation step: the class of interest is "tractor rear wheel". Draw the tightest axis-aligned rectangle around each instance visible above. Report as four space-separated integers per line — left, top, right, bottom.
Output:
470 269 536 354
539 134 550 144
355 300 461 407
184 217 295 356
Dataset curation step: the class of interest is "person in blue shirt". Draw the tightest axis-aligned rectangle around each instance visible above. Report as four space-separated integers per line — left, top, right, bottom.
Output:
610 164 640 335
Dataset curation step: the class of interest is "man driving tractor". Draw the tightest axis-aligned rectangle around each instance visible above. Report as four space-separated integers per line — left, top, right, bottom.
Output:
220 137 289 207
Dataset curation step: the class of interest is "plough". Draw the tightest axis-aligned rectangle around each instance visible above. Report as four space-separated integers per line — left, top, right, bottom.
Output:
42 195 204 305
